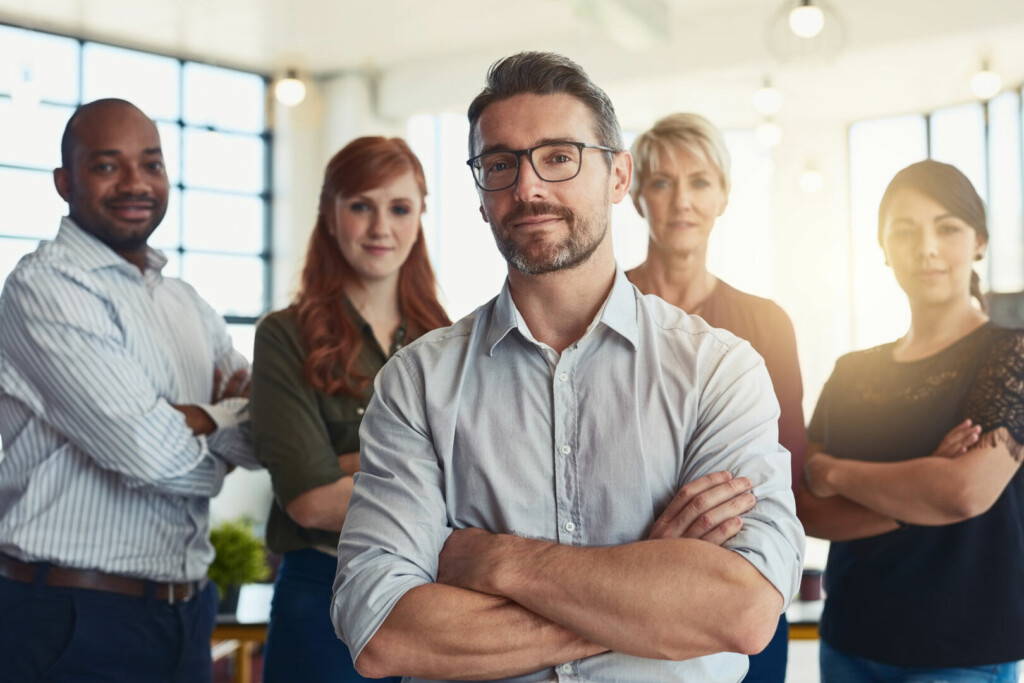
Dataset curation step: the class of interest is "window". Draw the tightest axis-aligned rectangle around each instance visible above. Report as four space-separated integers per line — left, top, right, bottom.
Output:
848 92 1024 348
847 114 928 349
0 23 270 359
988 91 1023 293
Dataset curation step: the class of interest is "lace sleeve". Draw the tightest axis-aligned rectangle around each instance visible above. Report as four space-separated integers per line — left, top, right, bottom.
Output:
963 330 1024 461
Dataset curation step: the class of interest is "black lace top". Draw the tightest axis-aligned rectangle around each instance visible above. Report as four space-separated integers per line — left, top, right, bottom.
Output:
809 323 1024 667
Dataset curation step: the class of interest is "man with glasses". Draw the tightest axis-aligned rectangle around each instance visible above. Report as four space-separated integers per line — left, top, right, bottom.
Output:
332 52 803 682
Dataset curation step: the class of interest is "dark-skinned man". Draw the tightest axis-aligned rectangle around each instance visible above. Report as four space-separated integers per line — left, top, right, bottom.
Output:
0 98 258 683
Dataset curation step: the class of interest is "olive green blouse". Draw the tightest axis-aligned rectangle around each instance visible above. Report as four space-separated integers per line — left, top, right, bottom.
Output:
250 305 405 554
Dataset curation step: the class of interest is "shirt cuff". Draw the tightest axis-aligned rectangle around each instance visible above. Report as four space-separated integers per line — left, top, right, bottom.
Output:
198 397 249 431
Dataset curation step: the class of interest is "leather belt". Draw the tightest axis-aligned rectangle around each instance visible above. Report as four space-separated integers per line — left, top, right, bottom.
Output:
0 553 206 604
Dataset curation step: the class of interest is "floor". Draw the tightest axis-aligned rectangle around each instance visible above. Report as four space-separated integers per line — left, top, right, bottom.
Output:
788 641 820 682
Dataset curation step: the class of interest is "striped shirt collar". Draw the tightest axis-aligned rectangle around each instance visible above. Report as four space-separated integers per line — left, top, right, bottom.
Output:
55 216 168 275
486 267 640 356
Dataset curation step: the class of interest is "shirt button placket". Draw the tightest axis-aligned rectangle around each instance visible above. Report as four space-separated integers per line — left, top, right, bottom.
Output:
553 353 578 546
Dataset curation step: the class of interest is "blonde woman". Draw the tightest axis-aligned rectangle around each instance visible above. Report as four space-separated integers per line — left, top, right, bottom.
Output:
628 113 806 683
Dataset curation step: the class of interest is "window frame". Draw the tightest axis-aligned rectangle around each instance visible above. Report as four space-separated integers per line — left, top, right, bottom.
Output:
0 21 274 326
846 86 1024 345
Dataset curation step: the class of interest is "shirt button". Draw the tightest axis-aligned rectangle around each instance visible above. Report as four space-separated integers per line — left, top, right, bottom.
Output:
559 445 571 455
564 521 576 532
356 407 365 416
559 663 573 674
558 372 569 382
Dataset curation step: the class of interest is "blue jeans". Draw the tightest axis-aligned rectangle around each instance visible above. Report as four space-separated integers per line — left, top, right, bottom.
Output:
821 640 1020 683
743 614 788 682
262 548 399 683
0 572 216 683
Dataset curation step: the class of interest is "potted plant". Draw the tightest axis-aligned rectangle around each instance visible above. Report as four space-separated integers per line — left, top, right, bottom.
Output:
208 519 270 615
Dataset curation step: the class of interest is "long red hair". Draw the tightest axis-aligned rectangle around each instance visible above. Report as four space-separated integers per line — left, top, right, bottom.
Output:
295 136 450 397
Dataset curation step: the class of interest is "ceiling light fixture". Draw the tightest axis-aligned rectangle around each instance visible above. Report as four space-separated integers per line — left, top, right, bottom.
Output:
799 167 824 193
788 0 825 39
274 69 307 107
756 120 783 149
753 76 783 116
970 60 1002 101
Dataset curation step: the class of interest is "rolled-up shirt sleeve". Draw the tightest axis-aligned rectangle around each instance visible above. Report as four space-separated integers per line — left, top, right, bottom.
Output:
0 266 224 496
684 339 805 608
331 352 452 661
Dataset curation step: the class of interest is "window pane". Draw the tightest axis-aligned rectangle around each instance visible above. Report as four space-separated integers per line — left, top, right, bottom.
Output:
989 92 1023 292
149 189 181 250
0 168 67 238
406 112 503 320
183 129 264 193
0 26 79 104
0 237 40 287
709 130 776 296
182 253 264 317
160 249 181 279
183 63 265 133
82 43 180 120
0 101 72 169
225 323 256 362
157 122 181 186
929 102 987 199
849 115 928 349
183 191 264 254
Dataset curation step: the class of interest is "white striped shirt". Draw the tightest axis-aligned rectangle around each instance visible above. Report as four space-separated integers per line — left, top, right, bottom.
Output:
0 217 256 581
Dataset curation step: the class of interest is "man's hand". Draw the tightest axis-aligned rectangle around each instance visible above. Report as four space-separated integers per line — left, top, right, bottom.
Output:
171 404 216 436
437 528 509 595
804 452 838 498
931 419 982 458
647 471 754 546
213 367 251 402
338 451 360 475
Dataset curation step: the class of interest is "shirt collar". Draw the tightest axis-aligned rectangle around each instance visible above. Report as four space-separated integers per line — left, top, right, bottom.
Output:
343 295 408 357
55 216 167 275
485 268 639 356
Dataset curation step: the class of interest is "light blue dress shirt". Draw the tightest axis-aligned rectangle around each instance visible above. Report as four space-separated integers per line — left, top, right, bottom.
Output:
0 217 256 581
333 269 804 682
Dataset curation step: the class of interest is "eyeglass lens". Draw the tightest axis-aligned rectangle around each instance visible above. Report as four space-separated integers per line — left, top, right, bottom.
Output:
474 143 582 190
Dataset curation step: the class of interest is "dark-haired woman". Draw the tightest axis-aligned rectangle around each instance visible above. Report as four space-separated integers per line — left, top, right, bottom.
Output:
803 160 1023 681
251 136 450 683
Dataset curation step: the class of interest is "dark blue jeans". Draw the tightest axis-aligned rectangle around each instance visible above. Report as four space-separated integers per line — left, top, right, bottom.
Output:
262 548 399 683
821 640 1020 682
0 572 216 683
742 614 788 683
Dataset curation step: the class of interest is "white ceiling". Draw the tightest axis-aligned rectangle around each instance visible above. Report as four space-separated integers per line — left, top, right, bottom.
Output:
2 0 1023 127
1 0 1020 76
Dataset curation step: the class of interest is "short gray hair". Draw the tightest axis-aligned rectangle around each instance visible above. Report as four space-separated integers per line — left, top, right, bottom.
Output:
630 112 731 205
467 52 623 157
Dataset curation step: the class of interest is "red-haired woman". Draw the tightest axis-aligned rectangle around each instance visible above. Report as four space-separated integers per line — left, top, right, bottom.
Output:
251 137 450 683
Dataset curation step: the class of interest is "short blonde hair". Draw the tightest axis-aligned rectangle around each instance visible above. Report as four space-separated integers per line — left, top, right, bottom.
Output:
630 113 731 205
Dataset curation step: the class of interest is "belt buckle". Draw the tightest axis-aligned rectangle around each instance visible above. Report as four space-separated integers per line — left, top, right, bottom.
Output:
167 584 176 606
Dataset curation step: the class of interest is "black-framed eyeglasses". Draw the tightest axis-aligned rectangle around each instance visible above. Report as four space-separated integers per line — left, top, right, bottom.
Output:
466 141 619 192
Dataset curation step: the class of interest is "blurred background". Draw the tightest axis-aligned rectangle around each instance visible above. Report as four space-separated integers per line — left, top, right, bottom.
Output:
1 3 1022 670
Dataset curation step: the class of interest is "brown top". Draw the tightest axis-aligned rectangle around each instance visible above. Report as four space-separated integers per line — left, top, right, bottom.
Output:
627 274 807 488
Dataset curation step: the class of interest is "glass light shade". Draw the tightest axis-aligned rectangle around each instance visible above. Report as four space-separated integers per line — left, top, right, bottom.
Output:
788 4 825 39
799 168 824 193
756 120 783 148
970 69 1002 101
753 85 783 116
274 75 306 107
